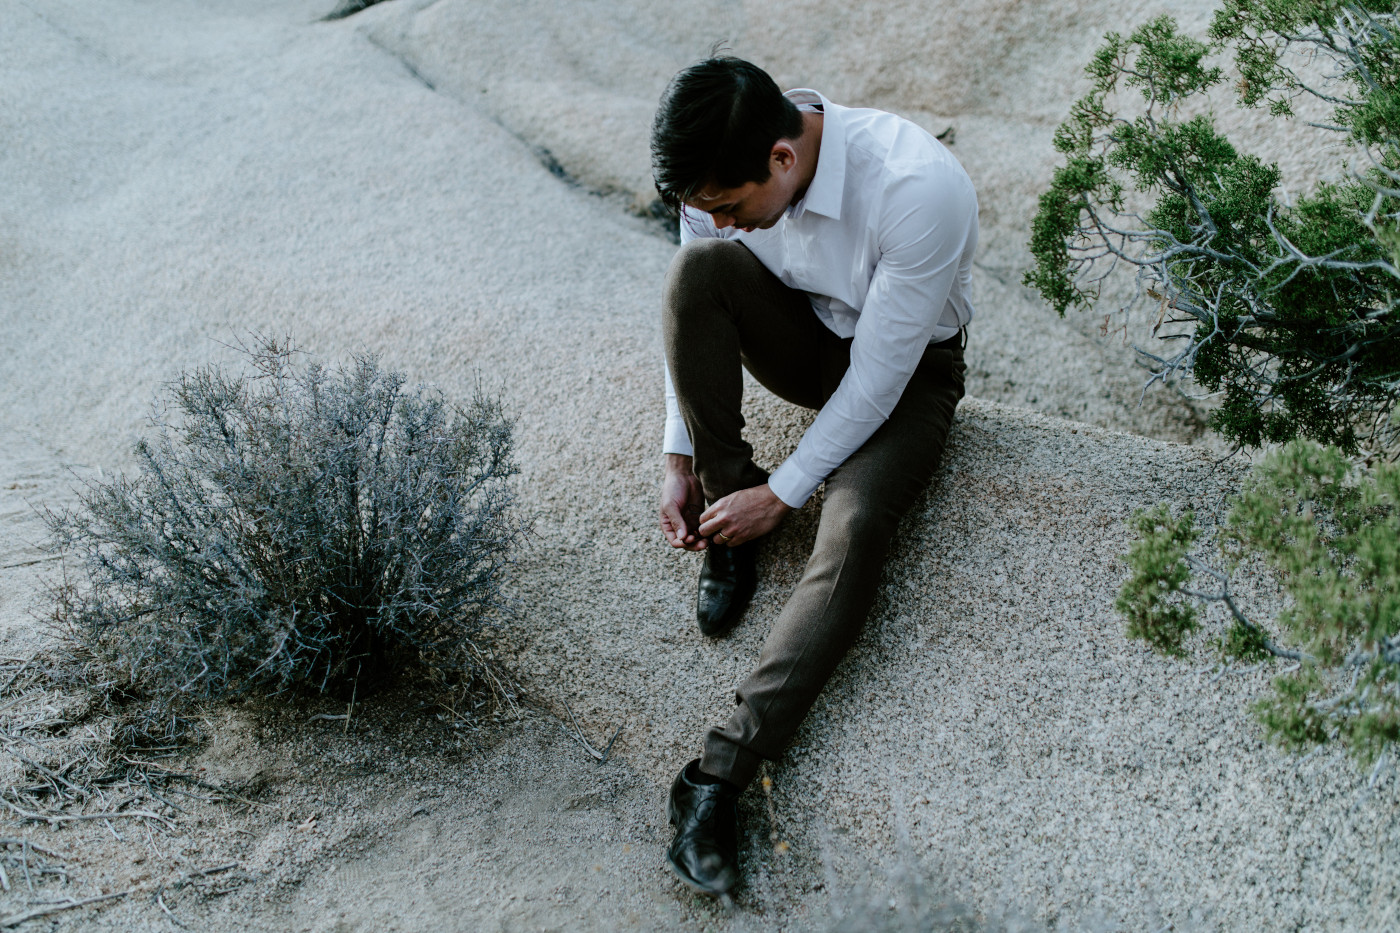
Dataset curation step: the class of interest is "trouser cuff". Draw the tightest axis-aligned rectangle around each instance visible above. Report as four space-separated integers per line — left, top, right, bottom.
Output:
699 732 765 791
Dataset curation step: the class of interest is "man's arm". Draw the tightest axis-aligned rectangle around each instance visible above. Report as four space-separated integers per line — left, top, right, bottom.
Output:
765 166 978 508
659 208 731 548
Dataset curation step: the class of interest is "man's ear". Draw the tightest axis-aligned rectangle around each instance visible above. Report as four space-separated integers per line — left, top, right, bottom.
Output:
770 140 797 171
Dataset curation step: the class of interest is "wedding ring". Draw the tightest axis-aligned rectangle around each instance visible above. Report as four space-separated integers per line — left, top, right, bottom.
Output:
715 531 731 543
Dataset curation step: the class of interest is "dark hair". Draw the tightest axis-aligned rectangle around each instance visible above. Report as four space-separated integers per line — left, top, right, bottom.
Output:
650 56 804 210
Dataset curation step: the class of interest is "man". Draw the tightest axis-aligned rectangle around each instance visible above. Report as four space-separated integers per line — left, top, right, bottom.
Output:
651 56 977 896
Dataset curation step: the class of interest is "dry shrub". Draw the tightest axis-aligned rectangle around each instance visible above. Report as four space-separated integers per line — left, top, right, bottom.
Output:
44 339 528 723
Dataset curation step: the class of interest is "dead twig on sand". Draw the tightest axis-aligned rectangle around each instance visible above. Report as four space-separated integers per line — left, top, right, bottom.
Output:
0 656 37 694
0 838 66 860
156 862 242 907
557 697 622 763
0 889 131 927
155 888 186 928
0 797 176 830
599 724 622 763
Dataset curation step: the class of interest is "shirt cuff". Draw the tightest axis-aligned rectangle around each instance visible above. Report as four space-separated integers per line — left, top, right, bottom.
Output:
663 415 694 457
768 458 821 509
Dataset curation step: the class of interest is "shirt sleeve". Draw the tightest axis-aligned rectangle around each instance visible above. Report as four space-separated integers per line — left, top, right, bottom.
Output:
662 207 726 457
767 167 978 508
662 363 694 456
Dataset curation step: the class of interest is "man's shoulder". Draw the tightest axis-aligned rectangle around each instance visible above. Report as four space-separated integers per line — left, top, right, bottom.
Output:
825 103 976 235
833 102 959 181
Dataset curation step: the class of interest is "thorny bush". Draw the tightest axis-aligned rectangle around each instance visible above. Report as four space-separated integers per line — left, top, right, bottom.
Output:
44 340 528 722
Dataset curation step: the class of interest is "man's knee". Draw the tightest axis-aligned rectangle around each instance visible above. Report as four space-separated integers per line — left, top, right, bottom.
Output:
814 490 903 562
665 237 750 296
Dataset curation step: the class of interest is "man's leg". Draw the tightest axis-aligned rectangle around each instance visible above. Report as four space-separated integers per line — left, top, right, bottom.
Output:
663 237 849 638
662 237 844 505
699 344 967 789
662 236 866 895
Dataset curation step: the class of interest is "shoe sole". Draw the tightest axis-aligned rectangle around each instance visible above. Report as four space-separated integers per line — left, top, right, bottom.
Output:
665 851 734 897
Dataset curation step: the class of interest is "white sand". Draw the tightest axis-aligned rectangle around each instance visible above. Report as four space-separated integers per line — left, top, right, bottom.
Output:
1 0 1396 929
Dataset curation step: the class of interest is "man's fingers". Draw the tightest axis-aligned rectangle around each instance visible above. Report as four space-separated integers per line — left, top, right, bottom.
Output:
698 494 731 527
699 497 739 538
698 515 729 540
660 504 688 546
661 471 715 550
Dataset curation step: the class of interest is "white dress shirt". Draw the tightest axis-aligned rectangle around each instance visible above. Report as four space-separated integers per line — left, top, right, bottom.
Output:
664 89 978 508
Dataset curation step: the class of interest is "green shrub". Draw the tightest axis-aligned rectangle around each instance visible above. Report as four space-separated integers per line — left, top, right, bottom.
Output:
1026 3 1400 455
1114 504 1201 657
45 340 527 716
1120 441 1400 764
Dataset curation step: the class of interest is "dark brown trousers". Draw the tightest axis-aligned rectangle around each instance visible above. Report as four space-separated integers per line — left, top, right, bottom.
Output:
663 238 966 790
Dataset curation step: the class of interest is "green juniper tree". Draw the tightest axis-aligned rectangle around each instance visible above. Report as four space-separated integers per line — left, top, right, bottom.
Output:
1121 443 1398 764
1032 2 1400 763
1026 2 1400 455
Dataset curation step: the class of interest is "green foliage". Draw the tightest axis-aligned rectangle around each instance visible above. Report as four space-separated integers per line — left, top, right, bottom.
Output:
1026 4 1400 455
1217 617 1273 662
1115 504 1201 656
1253 667 1334 751
45 340 528 719
1121 441 1400 764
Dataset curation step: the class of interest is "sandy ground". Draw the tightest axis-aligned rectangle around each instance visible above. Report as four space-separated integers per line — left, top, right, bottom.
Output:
1 0 1397 930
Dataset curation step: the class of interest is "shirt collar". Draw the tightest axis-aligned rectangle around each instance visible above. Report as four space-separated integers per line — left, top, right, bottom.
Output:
783 88 845 222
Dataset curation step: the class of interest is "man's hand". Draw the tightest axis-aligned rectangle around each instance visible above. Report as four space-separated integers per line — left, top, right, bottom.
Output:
660 453 708 550
698 484 790 547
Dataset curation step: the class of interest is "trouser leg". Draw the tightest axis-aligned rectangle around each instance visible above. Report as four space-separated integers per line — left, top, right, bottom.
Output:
662 237 844 504
700 345 967 789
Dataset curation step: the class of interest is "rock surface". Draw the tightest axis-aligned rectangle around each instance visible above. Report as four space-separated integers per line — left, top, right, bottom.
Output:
0 0 1395 930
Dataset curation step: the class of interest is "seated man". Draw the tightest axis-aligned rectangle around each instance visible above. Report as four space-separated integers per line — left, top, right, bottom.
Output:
651 55 978 896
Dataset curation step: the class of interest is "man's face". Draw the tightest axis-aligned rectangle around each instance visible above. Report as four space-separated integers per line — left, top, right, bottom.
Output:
686 144 800 232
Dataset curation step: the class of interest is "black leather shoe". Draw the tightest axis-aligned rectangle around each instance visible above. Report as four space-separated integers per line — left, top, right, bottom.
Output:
666 760 740 896
697 540 756 637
